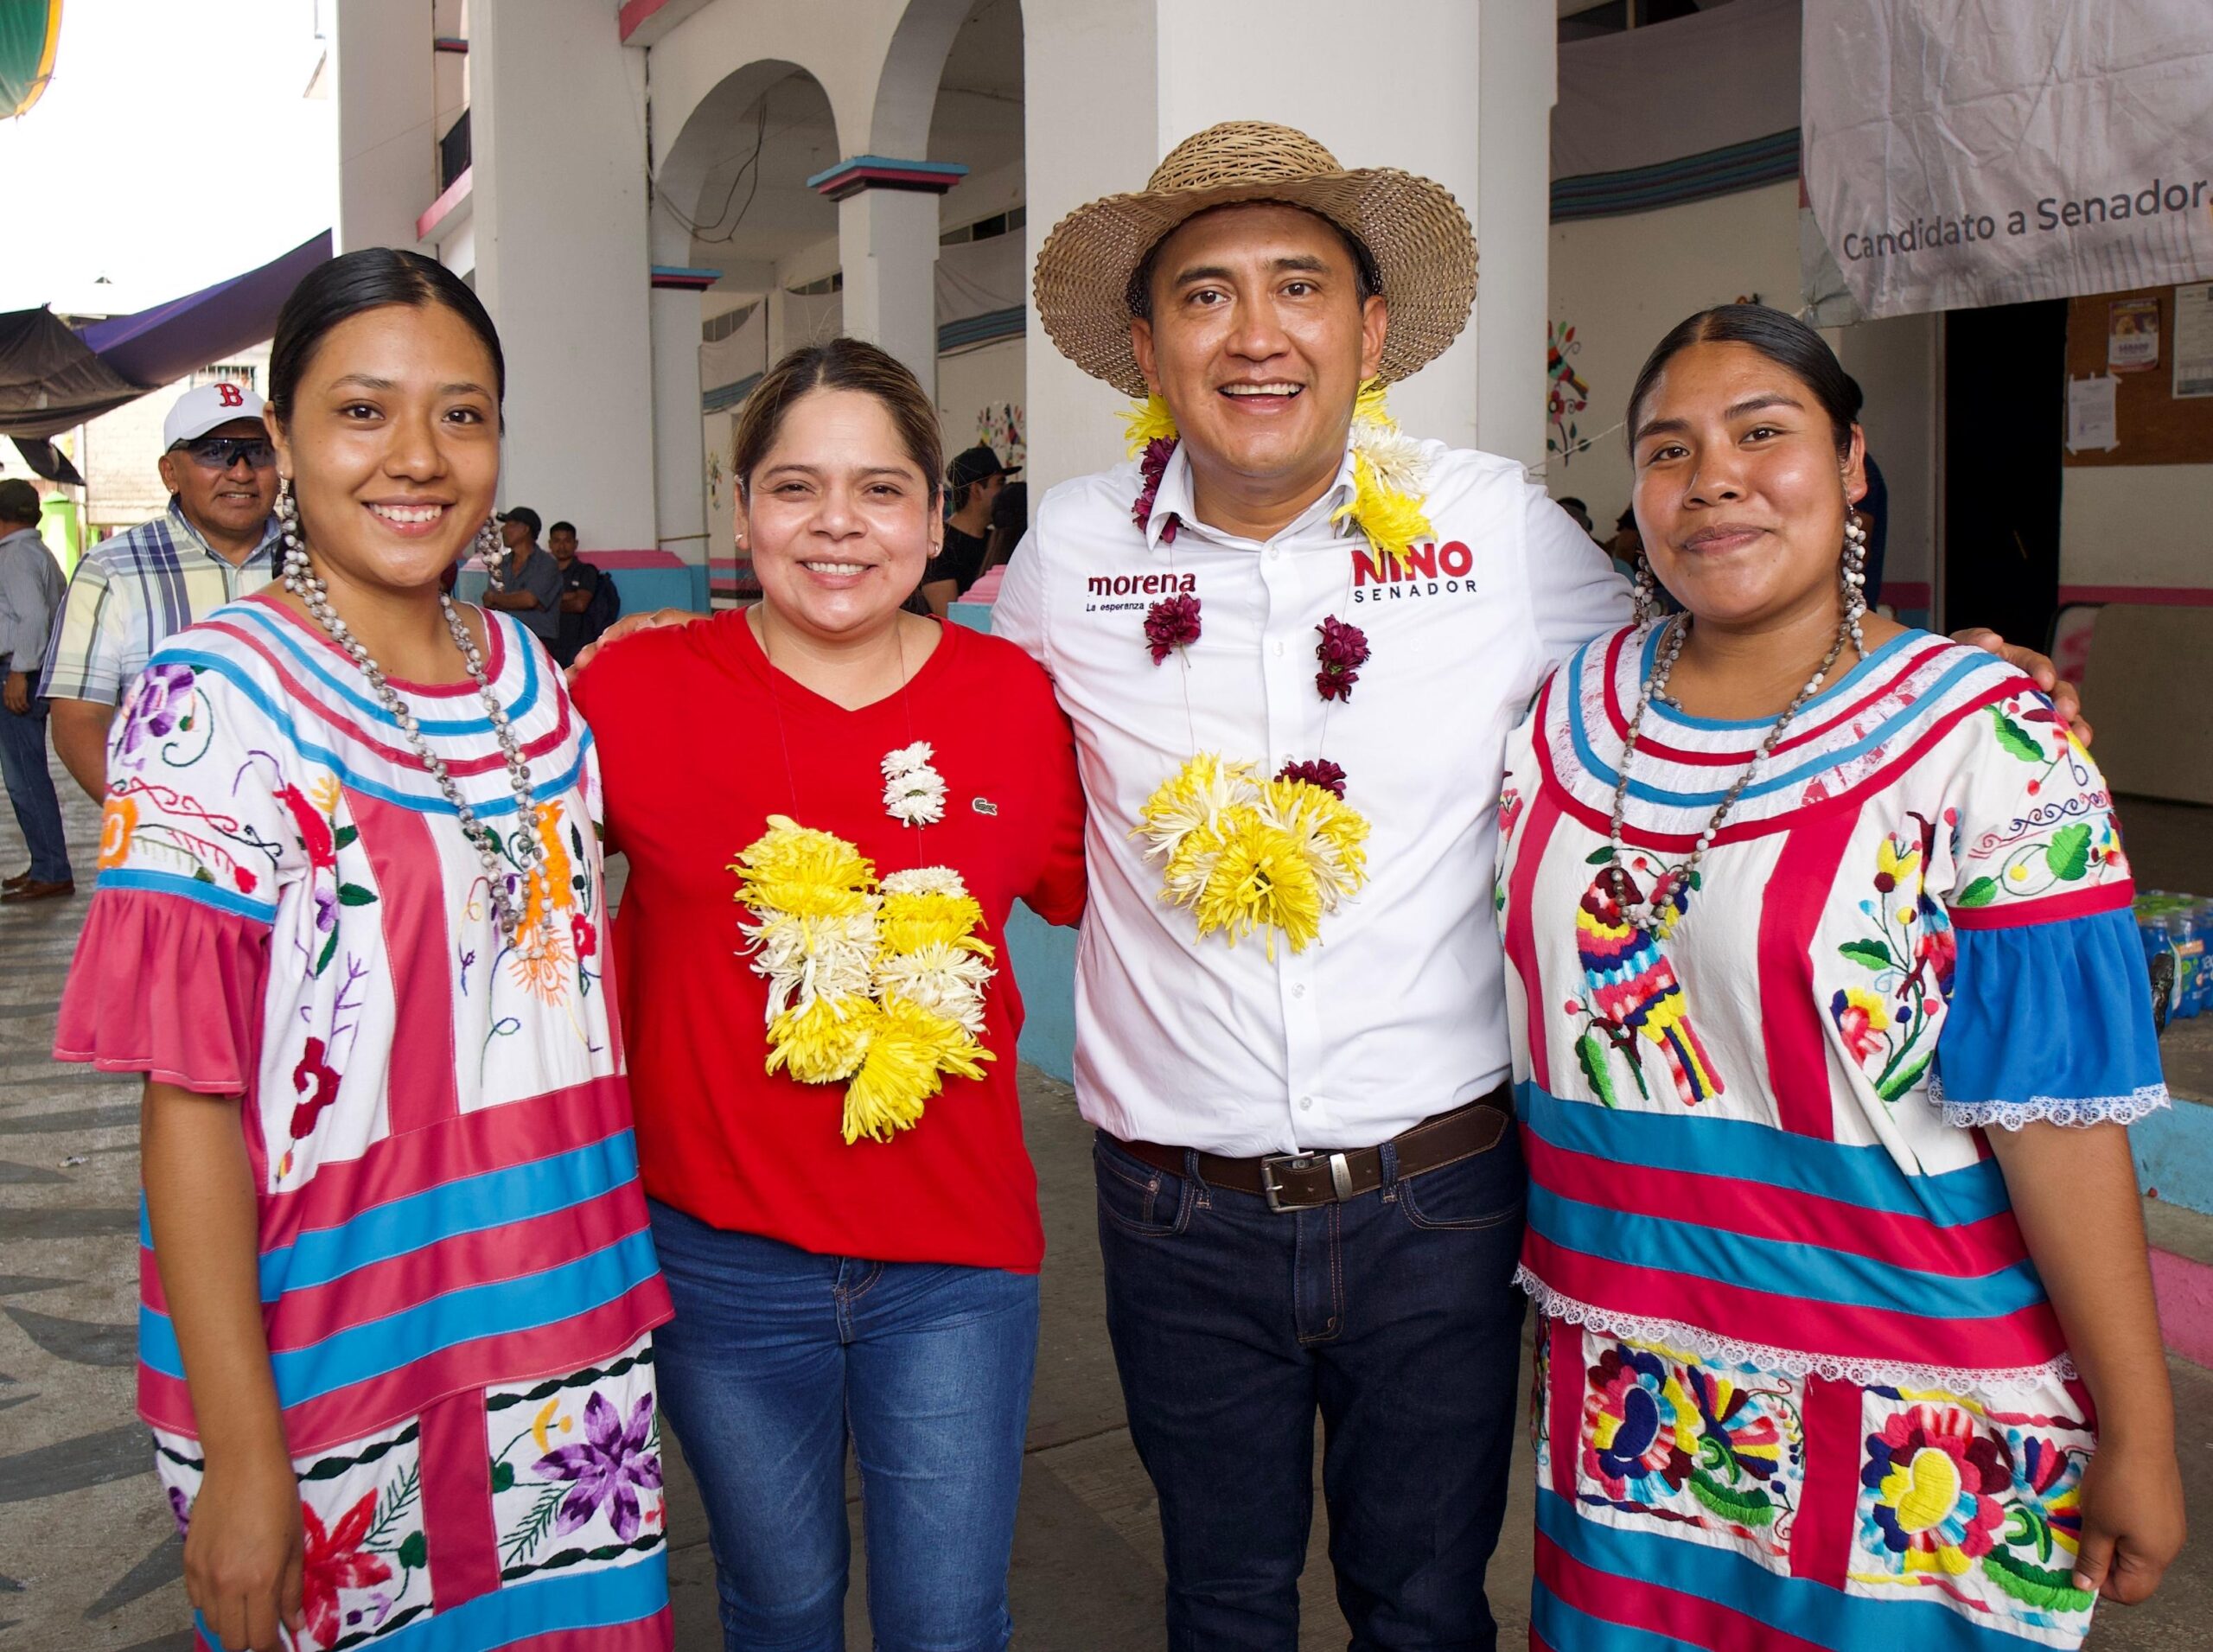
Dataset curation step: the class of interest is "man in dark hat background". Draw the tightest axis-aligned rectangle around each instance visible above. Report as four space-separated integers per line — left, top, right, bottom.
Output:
918 444 1017 614
482 505 565 648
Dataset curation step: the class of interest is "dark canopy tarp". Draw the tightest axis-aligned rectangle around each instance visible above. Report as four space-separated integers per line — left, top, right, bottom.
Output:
0 308 142 438
0 0 61 118
78 230 331 391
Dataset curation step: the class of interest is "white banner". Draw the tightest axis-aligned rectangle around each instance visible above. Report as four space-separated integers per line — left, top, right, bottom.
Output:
1803 0 2213 319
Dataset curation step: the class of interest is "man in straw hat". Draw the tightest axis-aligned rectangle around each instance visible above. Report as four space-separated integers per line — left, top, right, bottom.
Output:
994 120 2077 1646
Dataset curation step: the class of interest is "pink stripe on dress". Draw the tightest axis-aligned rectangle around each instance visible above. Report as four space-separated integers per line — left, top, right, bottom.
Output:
420 1388 504 1608
1760 807 1861 1139
1505 767 1566 1097
1537 1528 1836 1651
1789 1373 1865 1585
350 789 460 1134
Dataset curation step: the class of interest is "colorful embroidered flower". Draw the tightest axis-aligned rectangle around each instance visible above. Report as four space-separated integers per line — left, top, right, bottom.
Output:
96 794 138 869
276 784 337 871
117 662 195 762
1275 757 1348 800
1314 616 1369 701
1874 832 1922 895
1979 1433 2095 1612
168 1485 192 1536
312 885 340 934
571 913 598 959
1917 923 1956 989
290 1037 342 1141
1830 986 1892 1062
532 1391 662 1543
1860 1404 2008 1573
1144 592 1202 664
1582 1344 1695 1504
507 921 577 1003
299 1490 393 1649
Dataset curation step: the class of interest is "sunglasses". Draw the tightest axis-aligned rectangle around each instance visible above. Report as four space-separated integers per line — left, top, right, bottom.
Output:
173 436 277 471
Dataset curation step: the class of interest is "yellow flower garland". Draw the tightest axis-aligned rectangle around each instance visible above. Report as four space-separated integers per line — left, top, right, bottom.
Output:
1135 757 1371 959
732 816 997 1145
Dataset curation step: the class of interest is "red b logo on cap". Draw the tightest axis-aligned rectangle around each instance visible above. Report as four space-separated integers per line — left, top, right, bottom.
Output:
215 383 245 408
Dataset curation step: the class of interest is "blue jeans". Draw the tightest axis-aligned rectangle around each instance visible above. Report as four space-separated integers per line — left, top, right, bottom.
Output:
647 1200 1039 1652
0 696 70 883
1095 1121 1528 1651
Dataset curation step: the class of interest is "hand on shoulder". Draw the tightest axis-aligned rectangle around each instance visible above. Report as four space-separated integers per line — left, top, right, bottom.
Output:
568 607 706 679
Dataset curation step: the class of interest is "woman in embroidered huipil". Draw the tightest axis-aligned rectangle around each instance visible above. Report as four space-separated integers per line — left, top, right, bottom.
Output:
54 252 673 1652
1495 306 2182 1651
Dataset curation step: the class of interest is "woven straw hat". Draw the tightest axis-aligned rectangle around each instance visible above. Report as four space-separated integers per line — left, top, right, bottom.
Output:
1033 121 1478 399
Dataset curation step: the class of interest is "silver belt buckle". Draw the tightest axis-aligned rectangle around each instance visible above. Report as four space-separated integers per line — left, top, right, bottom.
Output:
1259 1151 1355 1212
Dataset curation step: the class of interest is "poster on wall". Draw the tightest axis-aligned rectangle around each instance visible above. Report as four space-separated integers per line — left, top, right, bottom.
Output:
2174 284 2213 399
2108 297 2161 373
1802 0 2213 320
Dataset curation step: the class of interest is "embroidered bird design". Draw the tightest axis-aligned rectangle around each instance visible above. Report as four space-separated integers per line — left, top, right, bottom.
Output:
1575 869 1724 1108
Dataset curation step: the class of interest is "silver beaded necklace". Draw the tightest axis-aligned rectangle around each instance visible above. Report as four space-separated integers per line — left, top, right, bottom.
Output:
276 480 549 942
1604 514 1871 934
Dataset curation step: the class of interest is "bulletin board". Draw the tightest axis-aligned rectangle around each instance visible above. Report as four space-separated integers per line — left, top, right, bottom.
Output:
2063 284 2213 467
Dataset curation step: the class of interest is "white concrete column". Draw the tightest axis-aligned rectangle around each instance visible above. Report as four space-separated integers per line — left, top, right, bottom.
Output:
832 182 953 402
469 0 657 553
333 0 437 252
649 207 710 608
1476 0 1558 472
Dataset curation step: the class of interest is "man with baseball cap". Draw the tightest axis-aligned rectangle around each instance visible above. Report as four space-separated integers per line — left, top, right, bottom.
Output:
0 478 72 902
994 121 2080 1647
482 505 565 648
919 444 1017 612
41 380 280 800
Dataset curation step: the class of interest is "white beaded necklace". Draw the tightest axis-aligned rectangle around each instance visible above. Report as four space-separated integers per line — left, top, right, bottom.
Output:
276 483 548 942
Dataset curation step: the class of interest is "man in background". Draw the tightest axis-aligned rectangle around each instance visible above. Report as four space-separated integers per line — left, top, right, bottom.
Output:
920 445 1016 613
41 383 280 800
0 479 71 903
483 506 564 651
545 520 617 668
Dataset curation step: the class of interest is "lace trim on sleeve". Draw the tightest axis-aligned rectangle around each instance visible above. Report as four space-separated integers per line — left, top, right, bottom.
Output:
1926 1072 2171 1132
1515 1268 2079 1393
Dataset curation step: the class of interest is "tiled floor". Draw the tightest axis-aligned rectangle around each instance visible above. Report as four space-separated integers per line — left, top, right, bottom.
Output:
3 754 2210 1649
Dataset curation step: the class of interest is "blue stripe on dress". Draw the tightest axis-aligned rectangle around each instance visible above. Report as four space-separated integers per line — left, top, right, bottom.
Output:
208 602 544 734
257 1132 645 1298
91 867 280 923
1531 1581 1701 1652
1519 1086 2014 1228
142 1228 661 1401
1563 630 1999 809
1527 1187 2048 1320
1536 1487 2062 1649
194 1546 667 1650
155 647 586 819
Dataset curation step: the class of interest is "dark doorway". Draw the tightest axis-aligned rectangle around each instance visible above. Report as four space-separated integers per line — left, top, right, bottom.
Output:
1942 299 2067 646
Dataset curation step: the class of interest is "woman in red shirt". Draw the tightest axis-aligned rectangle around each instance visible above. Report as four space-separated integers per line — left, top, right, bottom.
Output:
571 339 1084 1650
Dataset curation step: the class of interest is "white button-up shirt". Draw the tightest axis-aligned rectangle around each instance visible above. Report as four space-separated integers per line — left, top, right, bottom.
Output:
994 436 1629 1155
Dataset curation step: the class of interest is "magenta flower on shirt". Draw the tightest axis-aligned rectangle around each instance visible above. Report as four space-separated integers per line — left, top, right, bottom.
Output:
1132 437 1181 544
1145 592 1202 664
1276 757 1349 799
1315 616 1369 702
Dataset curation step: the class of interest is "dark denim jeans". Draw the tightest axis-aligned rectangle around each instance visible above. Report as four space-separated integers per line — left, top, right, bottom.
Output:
647 1200 1039 1652
1095 1122 1528 1651
0 697 70 883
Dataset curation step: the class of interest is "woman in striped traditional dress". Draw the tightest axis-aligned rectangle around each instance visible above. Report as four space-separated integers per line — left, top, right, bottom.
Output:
1494 305 2183 1651
56 250 673 1652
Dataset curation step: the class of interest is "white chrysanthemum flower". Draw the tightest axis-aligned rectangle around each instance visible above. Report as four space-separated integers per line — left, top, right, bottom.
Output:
884 767 947 826
1352 419 1429 501
881 741 936 779
883 866 970 898
740 909 879 1020
874 941 992 1035
1134 752 1253 864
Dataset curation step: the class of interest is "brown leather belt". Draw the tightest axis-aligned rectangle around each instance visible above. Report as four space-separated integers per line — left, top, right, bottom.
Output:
1116 1086 1514 1214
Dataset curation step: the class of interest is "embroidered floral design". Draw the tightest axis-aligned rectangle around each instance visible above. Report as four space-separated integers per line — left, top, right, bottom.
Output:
97 794 138 870
1953 698 2127 909
1572 864 1723 1109
532 1392 662 1544
1576 1336 1804 1560
300 1491 395 1649
1144 592 1202 663
1851 1393 2095 1626
1314 616 1368 701
290 1037 343 1142
117 662 197 763
882 743 948 827
1834 812 1952 1100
